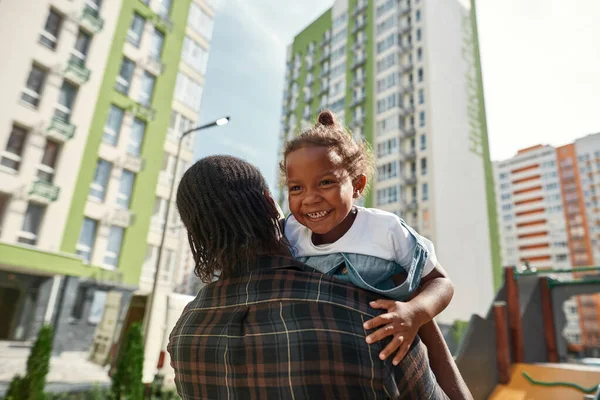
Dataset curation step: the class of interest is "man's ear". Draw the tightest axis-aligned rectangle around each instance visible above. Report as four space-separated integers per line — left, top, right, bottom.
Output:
353 175 367 198
264 190 285 219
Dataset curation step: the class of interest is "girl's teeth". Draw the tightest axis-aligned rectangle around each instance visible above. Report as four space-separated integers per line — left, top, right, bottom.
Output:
308 211 328 218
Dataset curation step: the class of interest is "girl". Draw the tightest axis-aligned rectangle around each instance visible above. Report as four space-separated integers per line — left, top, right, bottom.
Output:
281 110 459 390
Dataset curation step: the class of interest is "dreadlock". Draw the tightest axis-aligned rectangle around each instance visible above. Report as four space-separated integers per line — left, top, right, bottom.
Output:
279 109 374 191
176 155 290 283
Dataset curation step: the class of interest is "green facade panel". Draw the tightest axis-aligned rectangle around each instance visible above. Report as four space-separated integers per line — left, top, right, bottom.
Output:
61 0 192 286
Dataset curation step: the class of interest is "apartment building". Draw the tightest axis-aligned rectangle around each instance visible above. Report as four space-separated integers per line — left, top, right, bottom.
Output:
495 137 600 356
0 0 215 362
277 0 500 323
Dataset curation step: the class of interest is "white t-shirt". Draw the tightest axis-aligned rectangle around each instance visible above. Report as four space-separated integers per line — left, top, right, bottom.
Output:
285 207 438 277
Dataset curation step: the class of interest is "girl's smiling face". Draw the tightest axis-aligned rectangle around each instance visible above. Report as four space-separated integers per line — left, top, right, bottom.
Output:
286 145 366 244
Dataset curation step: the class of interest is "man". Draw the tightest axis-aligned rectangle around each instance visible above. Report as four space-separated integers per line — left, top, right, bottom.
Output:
169 155 469 399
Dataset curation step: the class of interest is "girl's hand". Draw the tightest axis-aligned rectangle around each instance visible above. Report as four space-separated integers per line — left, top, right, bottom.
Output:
363 299 424 366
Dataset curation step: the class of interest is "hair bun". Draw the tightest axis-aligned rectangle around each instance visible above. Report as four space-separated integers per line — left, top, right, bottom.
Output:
318 110 335 126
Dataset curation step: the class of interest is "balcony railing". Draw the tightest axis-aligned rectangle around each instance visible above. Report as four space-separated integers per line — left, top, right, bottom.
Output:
130 102 156 122
65 56 91 84
80 4 104 33
404 173 417 185
353 37 367 50
320 51 331 62
47 116 75 142
352 21 366 34
350 96 365 107
400 105 415 116
319 84 329 94
404 199 419 211
402 149 417 161
145 55 165 76
29 180 60 202
351 57 366 69
399 23 412 34
402 127 416 138
153 12 173 32
353 1 368 15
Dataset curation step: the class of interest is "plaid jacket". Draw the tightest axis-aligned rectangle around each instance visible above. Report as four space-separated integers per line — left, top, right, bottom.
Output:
168 256 447 400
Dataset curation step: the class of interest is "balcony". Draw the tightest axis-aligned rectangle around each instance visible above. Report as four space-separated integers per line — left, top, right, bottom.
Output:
153 12 173 32
353 37 367 51
353 76 365 87
400 62 413 74
80 4 104 33
402 127 416 138
400 42 413 54
350 95 365 107
399 23 412 35
402 149 417 161
351 57 366 70
319 69 329 78
130 102 156 122
304 94 314 103
353 1 368 15
319 84 329 94
46 116 75 142
320 51 330 63
404 173 417 185
400 3 412 15
119 153 144 173
352 114 365 127
29 180 60 202
404 199 419 212
145 56 165 76
401 84 415 94
400 105 415 116
64 56 91 84
109 208 135 227
306 60 315 71
352 21 366 34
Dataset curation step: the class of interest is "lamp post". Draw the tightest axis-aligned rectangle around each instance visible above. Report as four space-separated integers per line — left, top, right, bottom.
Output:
143 116 230 346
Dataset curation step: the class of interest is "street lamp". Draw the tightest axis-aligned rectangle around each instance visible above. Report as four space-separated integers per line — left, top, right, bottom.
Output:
143 116 230 346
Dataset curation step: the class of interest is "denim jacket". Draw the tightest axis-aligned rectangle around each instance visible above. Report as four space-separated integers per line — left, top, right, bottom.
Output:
285 217 429 301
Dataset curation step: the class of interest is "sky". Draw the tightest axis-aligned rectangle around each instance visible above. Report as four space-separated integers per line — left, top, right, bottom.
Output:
196 0 600 192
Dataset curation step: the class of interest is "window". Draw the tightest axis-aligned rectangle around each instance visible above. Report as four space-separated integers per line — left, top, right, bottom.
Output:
116 170 135 209
377 161 398 181
376 72 401 93
502 204 512 211
158 0 171 17
18 203 45 245
416 9 421 21
103 105 124 146
377 138 398 157
377 93 401 114
181 37 209 74
420 134 426 151
104 226 124 268
128 118 146 156
87 290 107 324
418 68 424 82
188 3 214 40
152 197 167 231
376 52 398 73
72 30 92 64
40 9 62 50
116 57 135 94
175 72 203 111
417 47 422 61
419 111 425 127
422 183 428 201
0 194 8 235
421 158 427 175
127 13 145 47
138 72 155 106
418 89 424 104
1 125 28 171
416 28 422 41
76 218 97 262
55 81 77 122
376 186 399 205
376 33 398 54
89 159 112 201
37 140 60 182
21 64 47 107
501 193 511 200
149 28 165 60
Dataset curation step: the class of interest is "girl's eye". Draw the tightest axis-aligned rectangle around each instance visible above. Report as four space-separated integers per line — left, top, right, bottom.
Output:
320 180 333 186
289 185 301 192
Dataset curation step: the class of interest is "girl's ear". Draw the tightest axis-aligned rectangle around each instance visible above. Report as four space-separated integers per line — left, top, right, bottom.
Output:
353 175 367 198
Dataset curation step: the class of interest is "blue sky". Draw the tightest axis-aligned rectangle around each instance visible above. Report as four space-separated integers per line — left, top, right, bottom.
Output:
196 0 600 193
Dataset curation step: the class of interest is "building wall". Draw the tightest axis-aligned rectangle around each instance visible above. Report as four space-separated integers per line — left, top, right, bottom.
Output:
422 0 495 322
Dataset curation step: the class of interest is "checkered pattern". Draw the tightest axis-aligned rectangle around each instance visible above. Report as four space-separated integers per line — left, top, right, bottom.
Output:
168 256 447 399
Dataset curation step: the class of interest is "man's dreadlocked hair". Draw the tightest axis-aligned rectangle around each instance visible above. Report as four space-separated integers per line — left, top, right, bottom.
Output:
176 155 290 283
279 110 374 191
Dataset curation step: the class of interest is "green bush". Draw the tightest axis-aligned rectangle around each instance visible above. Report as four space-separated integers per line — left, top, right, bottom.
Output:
111 322 145 400
5 325 54 400
450 319 469 345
